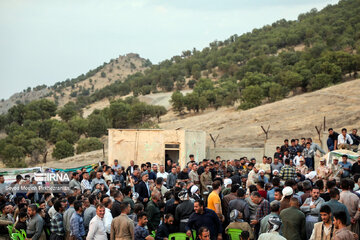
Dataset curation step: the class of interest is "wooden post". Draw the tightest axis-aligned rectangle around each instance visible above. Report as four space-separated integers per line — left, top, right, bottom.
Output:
323 116 326 132
209 133 219 148
315 125 322 145
261 125 270 156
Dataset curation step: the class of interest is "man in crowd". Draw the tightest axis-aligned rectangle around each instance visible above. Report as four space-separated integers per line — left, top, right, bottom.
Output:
134 212 154 240
333 211 358 240
84 195 97 234
250 191 270 238
91 171 109 192
327 128 339 151
26 204 44 240
111 190 124 218
189 163 200 188
146 191 162 232
137 172 151 205
339 179 360 236
279 159 296 180
167 167 177 189
228 188 250 223
81 172 92 193
63 196 76 239
87 204 107 240
309 205 335 240
186 200 222 240
300 187 325 239
258 216 286 240
70 200 86 240
339 155 352 178
207 181 223 221
50 200 66 240
280 198 306 240
69 172 81 190
110 202 134 240
200 165 212 195
338 128 353 149
350 128 360 151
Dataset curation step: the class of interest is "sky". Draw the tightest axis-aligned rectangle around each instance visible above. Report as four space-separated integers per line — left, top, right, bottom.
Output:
0 0 339 100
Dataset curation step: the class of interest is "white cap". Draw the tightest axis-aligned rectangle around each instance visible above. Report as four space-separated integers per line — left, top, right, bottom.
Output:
282 186 293 197
190 185 199 194
259 169 265 174
224 178 232 186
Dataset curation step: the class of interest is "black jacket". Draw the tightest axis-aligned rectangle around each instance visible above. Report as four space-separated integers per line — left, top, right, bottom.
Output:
111 200 122 218
136 181 150 203
155 223 176 240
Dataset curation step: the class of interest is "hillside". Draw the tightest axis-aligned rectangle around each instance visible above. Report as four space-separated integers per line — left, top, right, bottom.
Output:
0 53 149 114
40 78 360 169
160 78 360 148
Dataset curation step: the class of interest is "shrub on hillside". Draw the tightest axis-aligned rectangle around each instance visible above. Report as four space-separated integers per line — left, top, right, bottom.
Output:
76 138 103 154
52 140 74 160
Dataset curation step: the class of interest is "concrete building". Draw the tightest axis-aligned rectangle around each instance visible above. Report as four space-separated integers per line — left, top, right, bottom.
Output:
108 129 206 168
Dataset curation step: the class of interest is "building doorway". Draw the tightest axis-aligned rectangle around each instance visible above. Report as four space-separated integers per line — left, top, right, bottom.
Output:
165 144 180 165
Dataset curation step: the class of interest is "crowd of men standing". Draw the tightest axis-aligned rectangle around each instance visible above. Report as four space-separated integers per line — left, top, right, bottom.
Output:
1 127 360 240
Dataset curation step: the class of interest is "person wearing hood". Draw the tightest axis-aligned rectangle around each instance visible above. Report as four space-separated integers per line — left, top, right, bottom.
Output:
190 185 201 201
225 210 254 239
258 216 286 240
155 213 175 240
175 189 195 232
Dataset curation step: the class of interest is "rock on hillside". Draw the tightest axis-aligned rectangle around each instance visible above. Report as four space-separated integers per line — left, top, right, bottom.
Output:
0 53 149 114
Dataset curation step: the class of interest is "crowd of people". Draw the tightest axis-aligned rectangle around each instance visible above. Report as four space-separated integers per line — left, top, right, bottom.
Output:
1 127 360 240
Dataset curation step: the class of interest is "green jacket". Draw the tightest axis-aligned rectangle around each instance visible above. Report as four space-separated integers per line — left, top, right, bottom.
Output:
279 206 306 240
145 200 161 232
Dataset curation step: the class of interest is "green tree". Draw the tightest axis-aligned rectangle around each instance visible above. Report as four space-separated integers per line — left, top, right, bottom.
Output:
52 140 75 160
29 138 47 163
49 121 70 143
24 99 57 121
76 138 103 154
58 130 79 144
87 114 108 138
7 104 26 125
69 116 89 136
308 73 333 91
1 144 26 168
58 102 78 121
239 85 264 110
109 101 130 128
170 91 185 114
151 105 167 123
268 83 286 102
277 71 304 90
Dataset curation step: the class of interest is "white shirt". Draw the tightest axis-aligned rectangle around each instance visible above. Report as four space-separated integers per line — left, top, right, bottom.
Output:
48 206 57 219
157 172 168 180
81 179 92 193
112 164 121 171
293 156 303 166
86 215 107 240
103 208 113 234
338 134 353 145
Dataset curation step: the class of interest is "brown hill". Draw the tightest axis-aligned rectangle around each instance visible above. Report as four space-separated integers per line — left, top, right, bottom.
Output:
0 53 149 114
159 78 360 148
39 78 360 169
